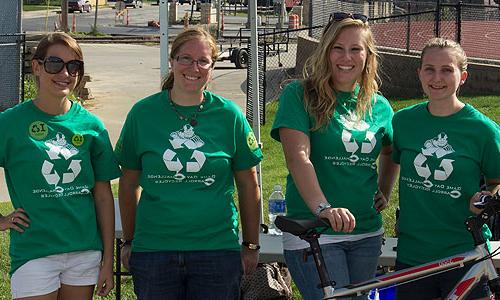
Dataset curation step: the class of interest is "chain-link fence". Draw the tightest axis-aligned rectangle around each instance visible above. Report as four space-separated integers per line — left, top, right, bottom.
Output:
308 0 500 62
0 0 23 111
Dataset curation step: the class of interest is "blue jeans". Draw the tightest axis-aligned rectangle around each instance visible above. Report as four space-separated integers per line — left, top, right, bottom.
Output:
129 250 242 300
284 235 383 300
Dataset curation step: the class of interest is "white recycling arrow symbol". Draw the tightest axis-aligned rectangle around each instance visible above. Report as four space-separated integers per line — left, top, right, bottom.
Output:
163 149 183 173
341 130 359 153
434 159 454 181
361 131 376 153
413 153 432 179
62 160 82 184
42 161 61 186
187 150 206 173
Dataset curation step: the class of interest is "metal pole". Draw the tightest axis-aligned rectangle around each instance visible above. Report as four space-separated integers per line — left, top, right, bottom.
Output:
406 2 410 53
160 0 169 85
94 0 99 32
456 1 462 44
248 0 264 223
61 0 68 32
435 0 441 37
216 0 222 39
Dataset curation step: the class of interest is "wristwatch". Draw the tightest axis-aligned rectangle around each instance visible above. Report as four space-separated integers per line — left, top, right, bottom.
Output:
242 241 261 250
315 202 332 217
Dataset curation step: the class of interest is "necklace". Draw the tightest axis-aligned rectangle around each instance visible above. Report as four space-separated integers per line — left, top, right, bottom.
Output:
168 91 205 126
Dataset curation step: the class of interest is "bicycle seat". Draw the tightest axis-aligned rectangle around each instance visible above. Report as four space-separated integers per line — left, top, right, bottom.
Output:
275 216 329 236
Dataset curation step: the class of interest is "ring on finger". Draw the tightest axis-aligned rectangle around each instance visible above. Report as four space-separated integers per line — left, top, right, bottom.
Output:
11 217 15 223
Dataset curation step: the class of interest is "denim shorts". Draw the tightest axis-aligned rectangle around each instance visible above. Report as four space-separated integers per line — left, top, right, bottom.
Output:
284 234 383 300
129 250 242 300
395 260 490 300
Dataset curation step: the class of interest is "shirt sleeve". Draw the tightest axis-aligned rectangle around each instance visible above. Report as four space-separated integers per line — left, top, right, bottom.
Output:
481 120 500 179
91 128 122 181
270 80 311 142
232 108 263 171
379 96 394 146
115 108 142 170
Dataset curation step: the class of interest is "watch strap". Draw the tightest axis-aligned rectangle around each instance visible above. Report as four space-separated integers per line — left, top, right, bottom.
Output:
242 241 261 250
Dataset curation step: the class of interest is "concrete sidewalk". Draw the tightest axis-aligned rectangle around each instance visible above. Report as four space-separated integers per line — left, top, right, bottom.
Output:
0 43 248 202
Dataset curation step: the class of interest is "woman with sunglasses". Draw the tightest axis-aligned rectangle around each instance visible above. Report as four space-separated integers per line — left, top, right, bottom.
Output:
271 13 399 300
0 32 120 299
115 28 262 299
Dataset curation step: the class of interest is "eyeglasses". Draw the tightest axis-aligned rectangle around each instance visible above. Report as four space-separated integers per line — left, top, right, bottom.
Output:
37 56 84 77
175 55 213 70
324 12 369 32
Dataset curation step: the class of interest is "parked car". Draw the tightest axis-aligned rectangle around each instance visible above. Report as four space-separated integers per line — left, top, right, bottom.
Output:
68 0 92 13
122 0 143 8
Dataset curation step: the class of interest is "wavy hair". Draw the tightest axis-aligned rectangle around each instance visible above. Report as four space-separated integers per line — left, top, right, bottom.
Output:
302 18 380 130
32 32 85 89
161 27 219 90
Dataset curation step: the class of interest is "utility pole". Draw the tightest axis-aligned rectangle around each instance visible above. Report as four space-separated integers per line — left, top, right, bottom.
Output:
93 0 99 33
61 0 68 32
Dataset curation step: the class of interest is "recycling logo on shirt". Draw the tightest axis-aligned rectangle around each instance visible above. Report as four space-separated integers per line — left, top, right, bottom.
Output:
41 132 83 193
413 132 460 198
339 110 377 167
162 125 214 186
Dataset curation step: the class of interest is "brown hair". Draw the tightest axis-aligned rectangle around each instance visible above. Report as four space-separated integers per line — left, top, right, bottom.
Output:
420 37 468 71
302 18 380 130
32 32 85 89
161 27 219 90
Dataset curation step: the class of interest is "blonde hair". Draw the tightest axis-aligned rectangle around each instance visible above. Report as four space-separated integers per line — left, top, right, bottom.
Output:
161 27 219 90
32 32 85 89
421 38 468 71
303 18 379 130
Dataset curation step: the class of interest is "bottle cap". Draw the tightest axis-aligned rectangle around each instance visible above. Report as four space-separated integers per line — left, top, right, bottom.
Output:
273 185 282 191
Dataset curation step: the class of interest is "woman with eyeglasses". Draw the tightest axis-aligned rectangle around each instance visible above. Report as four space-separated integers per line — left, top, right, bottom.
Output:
115 27 263 299
271 13 399 300
0 32 119 299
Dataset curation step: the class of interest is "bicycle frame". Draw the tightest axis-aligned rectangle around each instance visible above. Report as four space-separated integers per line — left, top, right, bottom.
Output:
275 191 500 300
327 242 498 299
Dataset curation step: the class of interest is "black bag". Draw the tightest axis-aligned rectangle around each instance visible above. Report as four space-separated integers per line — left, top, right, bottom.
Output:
241 262 293 300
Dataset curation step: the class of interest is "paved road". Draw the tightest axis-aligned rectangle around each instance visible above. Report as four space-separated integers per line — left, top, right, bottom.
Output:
0 43 248 202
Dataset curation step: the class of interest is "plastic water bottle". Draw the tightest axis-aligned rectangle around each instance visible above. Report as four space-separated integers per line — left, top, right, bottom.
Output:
268 185 286 235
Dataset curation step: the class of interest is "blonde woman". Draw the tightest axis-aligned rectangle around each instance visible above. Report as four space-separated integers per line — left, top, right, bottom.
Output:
0 32 119 299
271 13 399 300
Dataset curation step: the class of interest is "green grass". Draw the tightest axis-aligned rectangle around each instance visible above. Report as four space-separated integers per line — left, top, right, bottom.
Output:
23 4 59 11
0 95 498 298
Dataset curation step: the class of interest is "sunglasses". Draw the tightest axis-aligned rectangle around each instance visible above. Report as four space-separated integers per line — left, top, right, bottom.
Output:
37 56 84 77
175 55 213 70
324 12 369 32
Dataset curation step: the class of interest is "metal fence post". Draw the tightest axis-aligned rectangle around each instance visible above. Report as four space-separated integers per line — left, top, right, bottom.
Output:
406 2 411 53
456 1 462 44
435 0 441 37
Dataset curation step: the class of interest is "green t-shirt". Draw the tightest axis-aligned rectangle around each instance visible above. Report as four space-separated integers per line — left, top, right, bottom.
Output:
115 90 263 252
393 102 500 266
271 80 394 235
0 101 121 275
